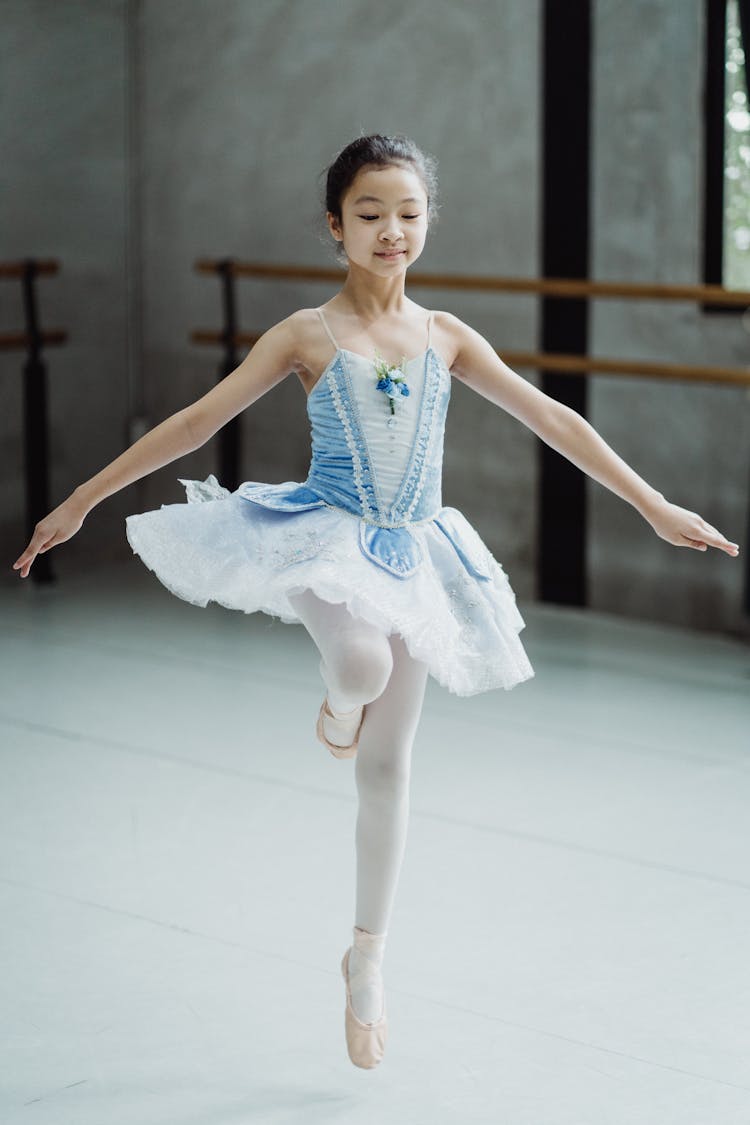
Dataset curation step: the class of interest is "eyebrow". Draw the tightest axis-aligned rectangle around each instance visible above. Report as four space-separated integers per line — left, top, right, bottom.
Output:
352 195 421 205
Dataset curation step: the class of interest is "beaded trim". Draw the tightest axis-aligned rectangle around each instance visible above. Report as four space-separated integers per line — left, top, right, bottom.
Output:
392 351 446 522
318 499 440 530
326 359 376 523
339 350 389 522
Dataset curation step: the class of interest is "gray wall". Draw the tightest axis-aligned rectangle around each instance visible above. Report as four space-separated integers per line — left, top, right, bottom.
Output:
1 0 747 637
1 0 133 571
589 0 750 631
134 0 541 606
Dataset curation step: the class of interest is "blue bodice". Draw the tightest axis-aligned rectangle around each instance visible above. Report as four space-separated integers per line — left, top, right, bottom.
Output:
236 340 490 584
303 346 449 525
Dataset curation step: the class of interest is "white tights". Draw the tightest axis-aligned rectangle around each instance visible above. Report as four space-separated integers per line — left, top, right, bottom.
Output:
288 588 429 937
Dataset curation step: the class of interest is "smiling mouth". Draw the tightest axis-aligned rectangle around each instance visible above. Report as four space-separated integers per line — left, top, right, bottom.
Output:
376 251 405 258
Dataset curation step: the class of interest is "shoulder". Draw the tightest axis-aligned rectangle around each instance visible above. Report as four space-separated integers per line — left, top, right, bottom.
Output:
280 307 330 378
285 306 325 338
426 313 563 434
429 310 478 374
242 310 301 369
228 309 323 383
243 308 326 380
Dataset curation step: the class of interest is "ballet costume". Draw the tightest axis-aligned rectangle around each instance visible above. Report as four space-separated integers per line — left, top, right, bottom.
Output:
125 307 534 1067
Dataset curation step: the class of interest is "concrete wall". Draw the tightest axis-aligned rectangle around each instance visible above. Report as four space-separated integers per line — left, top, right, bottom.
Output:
1 0 747 636
589 0 750 632
0 0 133 573
135 0 541 603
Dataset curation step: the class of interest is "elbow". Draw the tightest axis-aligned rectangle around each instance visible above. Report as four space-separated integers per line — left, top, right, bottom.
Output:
538 402 584 452
182 406 210 451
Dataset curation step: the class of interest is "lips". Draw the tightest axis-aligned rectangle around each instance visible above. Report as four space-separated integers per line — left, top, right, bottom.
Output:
376 251 405 258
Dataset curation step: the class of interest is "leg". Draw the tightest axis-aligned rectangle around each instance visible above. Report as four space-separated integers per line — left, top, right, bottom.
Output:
290 590 427 925
347 631 429 1025
353 630 429 935
288 588 393 713
290 590 429 1028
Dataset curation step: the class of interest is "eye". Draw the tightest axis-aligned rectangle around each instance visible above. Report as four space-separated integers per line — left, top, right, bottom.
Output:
357 214 421 221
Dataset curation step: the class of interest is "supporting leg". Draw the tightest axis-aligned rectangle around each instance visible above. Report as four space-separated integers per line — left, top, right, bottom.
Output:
289 590 430 1026
347 630 429 1023
353 630 429 936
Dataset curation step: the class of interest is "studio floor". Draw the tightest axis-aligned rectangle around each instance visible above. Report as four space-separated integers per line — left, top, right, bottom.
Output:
1 560 749 1124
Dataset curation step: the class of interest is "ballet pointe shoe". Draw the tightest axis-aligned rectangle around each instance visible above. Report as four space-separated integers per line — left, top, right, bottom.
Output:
316 697 364 759
341 945 388 1069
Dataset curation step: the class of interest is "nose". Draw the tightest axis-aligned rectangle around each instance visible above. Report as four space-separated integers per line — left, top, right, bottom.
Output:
380 216 403 242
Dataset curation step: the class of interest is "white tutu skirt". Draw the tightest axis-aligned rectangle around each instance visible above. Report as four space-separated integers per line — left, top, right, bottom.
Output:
125 478 535 697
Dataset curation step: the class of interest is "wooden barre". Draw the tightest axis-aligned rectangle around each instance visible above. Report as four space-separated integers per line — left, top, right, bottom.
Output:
189 330 750 387
0 329 67 351
194 259 750 307
0 260 61 278
501 351 750 387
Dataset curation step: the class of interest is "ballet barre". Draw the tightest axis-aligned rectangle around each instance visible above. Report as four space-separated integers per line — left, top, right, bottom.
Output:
191 259 750 613
191 259 750 388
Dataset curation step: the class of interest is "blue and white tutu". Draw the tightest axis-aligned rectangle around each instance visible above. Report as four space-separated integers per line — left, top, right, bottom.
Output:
126 313 534 697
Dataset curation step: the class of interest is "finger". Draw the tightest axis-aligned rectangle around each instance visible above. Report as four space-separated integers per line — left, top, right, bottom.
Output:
39 529 66 552
14 532 51 574
682 534 739 555
695 519 740 553
700 529 740 553
31 529 58 553
23 547 40 573
13 542 40 570
34 540 56 557
680 535 707 551
18 554 35 577
17 530 47 564
13 541 35 564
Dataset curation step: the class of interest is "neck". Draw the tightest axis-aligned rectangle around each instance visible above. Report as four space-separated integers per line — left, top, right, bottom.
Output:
336 265 411 321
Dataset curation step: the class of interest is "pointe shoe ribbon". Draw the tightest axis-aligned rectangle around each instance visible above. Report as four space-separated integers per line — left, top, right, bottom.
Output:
341 946 387 1068
316 697 364 759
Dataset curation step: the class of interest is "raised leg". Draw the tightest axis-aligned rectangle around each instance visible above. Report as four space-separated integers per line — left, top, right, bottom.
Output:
288 589 393 714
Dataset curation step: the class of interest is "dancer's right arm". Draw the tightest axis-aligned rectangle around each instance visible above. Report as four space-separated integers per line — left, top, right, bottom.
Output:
13 316 300 577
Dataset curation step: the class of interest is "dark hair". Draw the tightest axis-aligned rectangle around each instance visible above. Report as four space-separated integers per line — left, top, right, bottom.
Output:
317 133 440 264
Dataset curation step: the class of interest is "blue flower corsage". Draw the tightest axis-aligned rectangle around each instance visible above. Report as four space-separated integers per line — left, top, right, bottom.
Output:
373 351 410 426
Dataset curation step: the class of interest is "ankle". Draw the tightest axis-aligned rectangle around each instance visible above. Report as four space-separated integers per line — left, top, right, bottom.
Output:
352 925 387 966
347 928 387 1025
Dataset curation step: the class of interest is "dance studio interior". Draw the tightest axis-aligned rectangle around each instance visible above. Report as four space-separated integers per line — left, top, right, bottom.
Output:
1 1 749 1121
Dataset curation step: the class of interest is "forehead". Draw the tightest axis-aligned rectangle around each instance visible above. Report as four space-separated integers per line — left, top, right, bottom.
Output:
346 163 427 205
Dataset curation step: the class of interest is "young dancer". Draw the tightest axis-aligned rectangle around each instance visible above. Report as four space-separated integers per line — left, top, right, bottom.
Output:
13 134 740 1070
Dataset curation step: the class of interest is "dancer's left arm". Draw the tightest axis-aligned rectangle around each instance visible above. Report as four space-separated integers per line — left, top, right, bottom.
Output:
449 315 740 556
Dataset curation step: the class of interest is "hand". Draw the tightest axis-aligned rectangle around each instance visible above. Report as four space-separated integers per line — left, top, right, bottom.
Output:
12 495 89 578
644 497 740 556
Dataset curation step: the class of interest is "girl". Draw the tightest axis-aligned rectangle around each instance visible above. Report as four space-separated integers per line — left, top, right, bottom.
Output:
13 134 740 1070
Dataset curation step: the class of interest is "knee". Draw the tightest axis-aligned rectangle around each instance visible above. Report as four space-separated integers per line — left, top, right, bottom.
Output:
328 632 393 704
356 750 412 798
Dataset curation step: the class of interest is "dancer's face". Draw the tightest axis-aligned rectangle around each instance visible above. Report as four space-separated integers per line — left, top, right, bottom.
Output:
328 164 429 273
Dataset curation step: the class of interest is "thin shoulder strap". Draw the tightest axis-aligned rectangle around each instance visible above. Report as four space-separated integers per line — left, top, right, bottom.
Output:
426 310 433 350
316 307 339 350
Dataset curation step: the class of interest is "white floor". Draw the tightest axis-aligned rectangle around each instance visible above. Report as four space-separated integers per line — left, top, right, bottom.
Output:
1 560 749 1124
